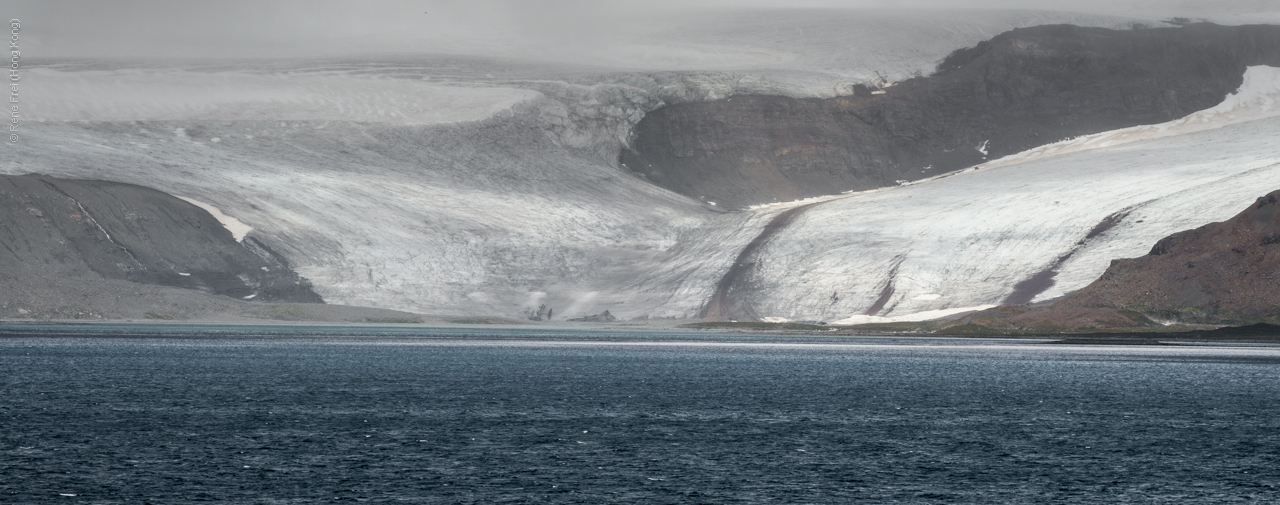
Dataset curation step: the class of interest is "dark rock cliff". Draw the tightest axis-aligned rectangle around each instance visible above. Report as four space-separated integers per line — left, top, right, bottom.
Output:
622 23 1280 208
0 174 322 303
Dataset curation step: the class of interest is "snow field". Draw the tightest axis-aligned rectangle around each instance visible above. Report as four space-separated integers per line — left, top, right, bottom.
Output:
749 114 1280 323
22 68 540 125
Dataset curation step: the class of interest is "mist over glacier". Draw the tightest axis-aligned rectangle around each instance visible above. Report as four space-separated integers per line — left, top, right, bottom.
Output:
5 6 1280 322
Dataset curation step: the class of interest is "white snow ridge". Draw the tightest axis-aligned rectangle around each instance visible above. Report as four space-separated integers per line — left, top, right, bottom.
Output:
175 197 253 242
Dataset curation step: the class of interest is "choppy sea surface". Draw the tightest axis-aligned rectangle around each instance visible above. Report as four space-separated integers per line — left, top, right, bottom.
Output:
2 324 1280 504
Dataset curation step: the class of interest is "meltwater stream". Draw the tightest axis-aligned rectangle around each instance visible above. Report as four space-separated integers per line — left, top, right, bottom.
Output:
2 326 1279 503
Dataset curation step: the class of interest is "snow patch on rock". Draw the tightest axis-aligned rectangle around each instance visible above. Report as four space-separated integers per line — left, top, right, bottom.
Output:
175 196 253 242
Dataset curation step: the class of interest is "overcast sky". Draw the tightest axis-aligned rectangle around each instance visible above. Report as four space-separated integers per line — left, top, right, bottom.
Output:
7 0 1279 59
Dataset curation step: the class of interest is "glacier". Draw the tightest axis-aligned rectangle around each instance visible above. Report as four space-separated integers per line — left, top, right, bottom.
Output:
5 9 1280 322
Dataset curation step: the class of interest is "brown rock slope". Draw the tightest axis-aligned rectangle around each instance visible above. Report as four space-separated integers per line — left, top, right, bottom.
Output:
1061 190 1280 324
622 23 1280 208
951 190 1280 330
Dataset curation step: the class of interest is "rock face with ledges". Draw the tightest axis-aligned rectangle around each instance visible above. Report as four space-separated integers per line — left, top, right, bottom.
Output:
621 23 1280 208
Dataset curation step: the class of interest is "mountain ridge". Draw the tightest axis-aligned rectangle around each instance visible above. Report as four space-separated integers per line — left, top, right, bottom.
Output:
621 23 1280 209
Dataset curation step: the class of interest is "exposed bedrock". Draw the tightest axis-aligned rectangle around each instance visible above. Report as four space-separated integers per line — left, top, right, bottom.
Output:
621 23 1280 209
0 174 321 303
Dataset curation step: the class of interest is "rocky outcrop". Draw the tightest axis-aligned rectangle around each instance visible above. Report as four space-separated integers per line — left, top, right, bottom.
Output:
943 305 1156 332
622 23 1280 208
0 174 321 304
952 189 1280 330
568 310 617 322
1058 189 1280 324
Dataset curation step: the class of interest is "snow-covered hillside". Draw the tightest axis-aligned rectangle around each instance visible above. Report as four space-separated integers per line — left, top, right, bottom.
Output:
745 67 1280 324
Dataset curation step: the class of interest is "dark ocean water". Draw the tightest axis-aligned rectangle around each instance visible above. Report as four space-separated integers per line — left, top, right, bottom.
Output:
3 325 1280 503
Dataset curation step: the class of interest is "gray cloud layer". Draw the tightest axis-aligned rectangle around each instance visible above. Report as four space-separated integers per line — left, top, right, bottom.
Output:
6 0 1279 59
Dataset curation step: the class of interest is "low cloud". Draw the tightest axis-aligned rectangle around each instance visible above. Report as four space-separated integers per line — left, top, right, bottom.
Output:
7 0 1277 59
